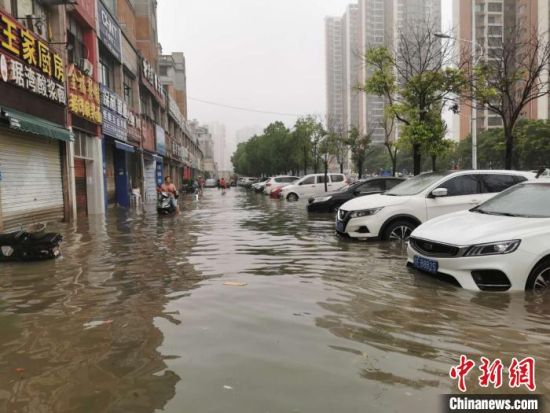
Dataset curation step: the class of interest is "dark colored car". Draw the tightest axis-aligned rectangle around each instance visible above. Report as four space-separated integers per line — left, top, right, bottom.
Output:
307 177 405 213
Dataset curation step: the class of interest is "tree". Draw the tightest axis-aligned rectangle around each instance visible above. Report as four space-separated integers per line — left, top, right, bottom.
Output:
363 22 462 175
346 126 372 178
462 26 550 169
292 116 323 175
381 113 398 176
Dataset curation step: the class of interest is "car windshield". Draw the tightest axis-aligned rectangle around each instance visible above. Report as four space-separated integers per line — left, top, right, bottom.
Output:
474 183 550 218
385 172 449 196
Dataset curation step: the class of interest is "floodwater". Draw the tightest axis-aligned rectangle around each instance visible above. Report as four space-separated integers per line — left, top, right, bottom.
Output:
0 188 549 413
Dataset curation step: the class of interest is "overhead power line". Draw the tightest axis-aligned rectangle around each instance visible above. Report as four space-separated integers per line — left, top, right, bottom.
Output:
187 96 312 118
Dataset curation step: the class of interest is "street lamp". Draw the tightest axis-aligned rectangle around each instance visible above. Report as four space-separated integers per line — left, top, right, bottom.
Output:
435 32 485 170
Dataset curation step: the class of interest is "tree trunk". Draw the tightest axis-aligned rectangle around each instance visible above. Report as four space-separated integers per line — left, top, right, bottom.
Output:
303 146 307 175
324 157 328 192
431 155 436 172
413 143 421 175
504 127 514 170
340 162 344 174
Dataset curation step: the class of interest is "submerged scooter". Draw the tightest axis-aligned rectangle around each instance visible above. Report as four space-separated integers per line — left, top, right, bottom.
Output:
0 224 63 262
157 191 177 215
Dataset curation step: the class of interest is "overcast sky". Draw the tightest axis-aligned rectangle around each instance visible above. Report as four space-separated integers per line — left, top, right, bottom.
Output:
157 0 451 153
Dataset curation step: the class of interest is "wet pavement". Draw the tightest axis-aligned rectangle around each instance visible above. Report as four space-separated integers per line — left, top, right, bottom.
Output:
0 187 549 413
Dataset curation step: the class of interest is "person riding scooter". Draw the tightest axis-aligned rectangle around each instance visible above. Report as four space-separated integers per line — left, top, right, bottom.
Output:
157 176 179 214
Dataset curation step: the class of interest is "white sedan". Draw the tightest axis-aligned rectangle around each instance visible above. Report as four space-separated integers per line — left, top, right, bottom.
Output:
407 180 550 292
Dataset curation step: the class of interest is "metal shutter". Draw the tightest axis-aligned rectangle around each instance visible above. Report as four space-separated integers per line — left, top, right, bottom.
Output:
144 160 157 203
0 130 64 231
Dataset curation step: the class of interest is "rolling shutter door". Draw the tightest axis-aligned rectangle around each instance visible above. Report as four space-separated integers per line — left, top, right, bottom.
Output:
0 131 64 231
144 160 157 203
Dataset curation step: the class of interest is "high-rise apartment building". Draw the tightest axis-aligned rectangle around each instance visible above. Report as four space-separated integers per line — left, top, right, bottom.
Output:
325 16 346 131
335 0 441 144
209 122 227 171
358 0 392 143
453 0 548 140
343 4 362 131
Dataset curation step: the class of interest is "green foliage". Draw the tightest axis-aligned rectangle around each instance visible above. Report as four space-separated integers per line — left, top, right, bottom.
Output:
455 120 550 170
231 117 325 176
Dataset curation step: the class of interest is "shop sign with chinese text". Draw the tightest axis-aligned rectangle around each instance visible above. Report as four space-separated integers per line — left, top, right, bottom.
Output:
100 84 127 141
67 64 101 124
0 11 66 105
142 58 165 99
97 1 121 62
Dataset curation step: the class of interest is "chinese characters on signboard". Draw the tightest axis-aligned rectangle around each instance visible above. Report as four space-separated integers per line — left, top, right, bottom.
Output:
67 64 102 124
97 1 122 62
0 11 66 104
142 59 164 98
100 84 128 141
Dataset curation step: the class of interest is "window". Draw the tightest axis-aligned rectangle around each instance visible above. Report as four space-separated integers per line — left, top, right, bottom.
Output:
385 179 402 190
317 175 328 184
99 56 115 89
300 176 315 185
159 66 168 76
480 174 526 193
439 175 481 196
330 174 344 182
358 180 385 193
67 16 87 64
123 71 133 107
488 2 503 12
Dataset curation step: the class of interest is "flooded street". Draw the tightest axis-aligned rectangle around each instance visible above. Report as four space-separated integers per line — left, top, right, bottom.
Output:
1 188 549 413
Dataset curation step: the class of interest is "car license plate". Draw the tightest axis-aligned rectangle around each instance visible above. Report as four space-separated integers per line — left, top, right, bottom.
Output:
336 220 345 232
414 256 438 274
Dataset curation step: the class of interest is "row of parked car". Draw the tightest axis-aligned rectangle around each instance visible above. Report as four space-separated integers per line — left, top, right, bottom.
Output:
244 169 550 294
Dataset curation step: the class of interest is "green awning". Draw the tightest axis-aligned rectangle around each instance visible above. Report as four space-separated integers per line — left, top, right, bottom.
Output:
1 107 73 142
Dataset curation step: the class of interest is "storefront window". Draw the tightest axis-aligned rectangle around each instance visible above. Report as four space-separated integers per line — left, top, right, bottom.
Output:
74 131 92 160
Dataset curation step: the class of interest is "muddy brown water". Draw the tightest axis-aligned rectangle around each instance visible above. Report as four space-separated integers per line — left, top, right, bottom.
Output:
0 188 549 412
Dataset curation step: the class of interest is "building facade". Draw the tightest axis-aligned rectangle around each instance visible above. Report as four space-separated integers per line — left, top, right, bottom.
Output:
0 0 204 230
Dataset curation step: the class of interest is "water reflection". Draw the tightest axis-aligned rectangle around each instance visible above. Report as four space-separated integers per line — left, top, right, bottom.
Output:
0 188 548 413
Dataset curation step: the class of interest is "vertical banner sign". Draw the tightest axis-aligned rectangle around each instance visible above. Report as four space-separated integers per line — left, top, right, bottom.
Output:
155 124 166 156
97 1 122 61
155 159 164 187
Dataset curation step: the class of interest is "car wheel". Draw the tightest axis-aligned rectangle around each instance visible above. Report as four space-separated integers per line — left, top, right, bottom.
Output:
382 220 417 242
287 193 299 202
526 258 550 293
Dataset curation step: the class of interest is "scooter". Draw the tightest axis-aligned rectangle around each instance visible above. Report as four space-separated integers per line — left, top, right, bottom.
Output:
157 192 177 215
0 225 63 262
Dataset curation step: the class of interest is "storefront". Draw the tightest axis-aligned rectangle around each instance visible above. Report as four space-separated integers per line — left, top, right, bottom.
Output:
67 64 105 217
100 84 137 208
0 10 72 231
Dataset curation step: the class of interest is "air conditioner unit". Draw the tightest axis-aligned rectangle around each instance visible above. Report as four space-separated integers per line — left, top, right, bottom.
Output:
78 58 94 77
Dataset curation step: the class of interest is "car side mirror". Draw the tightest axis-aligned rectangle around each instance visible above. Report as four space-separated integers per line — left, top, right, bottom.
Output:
298 182 303 186
431 188 448 197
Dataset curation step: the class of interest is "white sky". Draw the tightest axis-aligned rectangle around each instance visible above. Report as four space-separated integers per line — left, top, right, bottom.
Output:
158 0 453 152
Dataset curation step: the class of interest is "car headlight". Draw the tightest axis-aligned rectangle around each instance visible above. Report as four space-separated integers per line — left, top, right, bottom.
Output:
313 196 332 203
465 240 521 256
349 207 383 218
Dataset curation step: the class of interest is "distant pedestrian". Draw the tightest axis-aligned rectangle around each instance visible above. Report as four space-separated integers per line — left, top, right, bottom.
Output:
198 176 205 195
220 177 227 195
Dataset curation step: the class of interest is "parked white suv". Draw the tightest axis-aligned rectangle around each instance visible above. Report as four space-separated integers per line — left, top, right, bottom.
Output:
281 173 347 201
264 175 299 195
407 180 550 292
336 170 533 240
